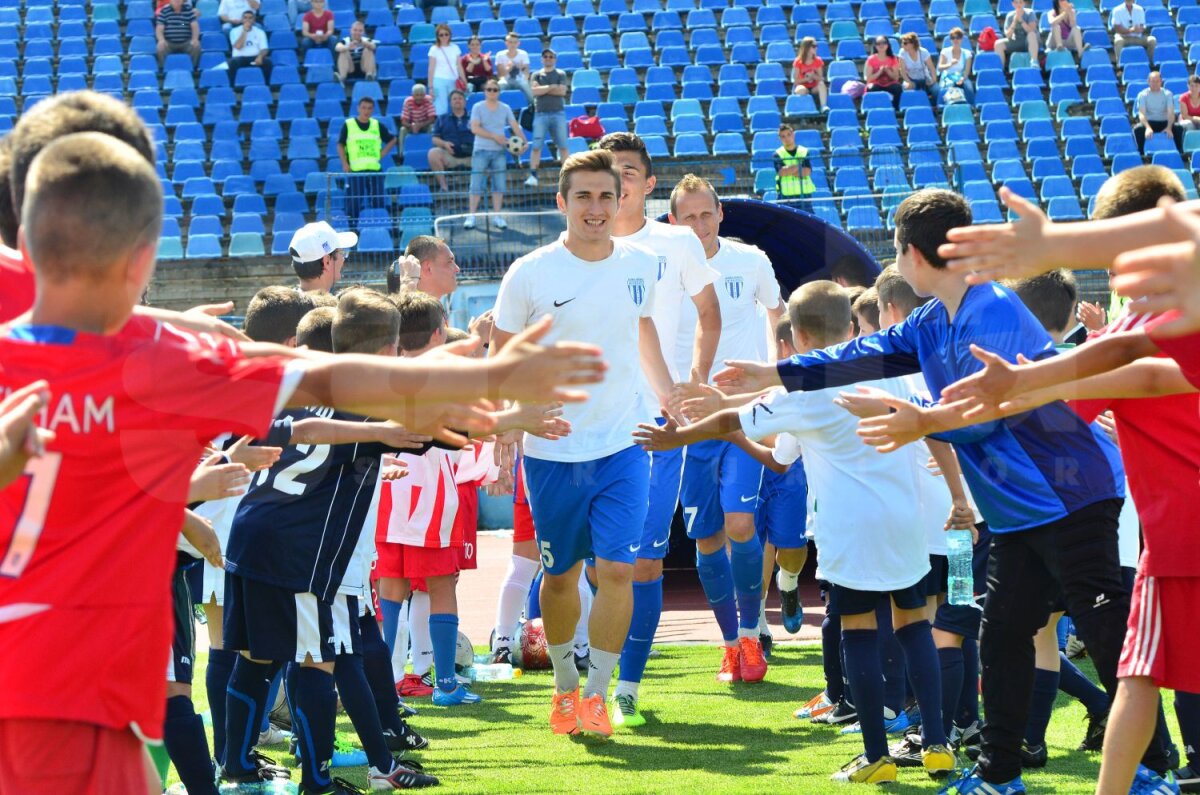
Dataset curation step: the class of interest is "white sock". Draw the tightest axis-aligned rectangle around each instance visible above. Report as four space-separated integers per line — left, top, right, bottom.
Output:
573 570 593 651
758 597 769 634
494 555 539 650
724 638 738 648
613 679 640 701
582 648 620 700
549 641 581 693
390 597 411 680
738 626 758 640
776 567 800 592
409 591 433 676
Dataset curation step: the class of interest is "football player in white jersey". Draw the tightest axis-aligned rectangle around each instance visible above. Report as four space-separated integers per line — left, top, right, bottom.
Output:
668 175 786 686
490 149 675 738
594 133 722 729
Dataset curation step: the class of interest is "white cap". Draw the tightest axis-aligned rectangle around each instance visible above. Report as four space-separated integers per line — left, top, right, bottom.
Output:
288 221 358 263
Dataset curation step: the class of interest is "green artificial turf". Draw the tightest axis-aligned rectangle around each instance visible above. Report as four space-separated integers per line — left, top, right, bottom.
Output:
177 644 1176 794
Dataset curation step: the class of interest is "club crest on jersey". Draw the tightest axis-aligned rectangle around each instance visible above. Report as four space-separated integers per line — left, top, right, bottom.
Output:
724 276 744 300
627 278 646 306
656 256 667 281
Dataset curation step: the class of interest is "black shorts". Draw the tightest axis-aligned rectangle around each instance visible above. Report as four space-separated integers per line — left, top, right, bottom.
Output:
935 523 993 639
168 561 197 684
224 573 361 664
919 554 949 599
828 580 927 617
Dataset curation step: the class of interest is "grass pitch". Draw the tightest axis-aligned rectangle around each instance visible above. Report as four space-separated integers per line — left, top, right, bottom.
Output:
178 644 1158 794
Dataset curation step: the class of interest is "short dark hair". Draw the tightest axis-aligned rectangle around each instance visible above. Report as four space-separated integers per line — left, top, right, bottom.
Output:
333 287 401 354
244 286 314 343
1091 165 1186 220
851 286 880 331
874 264 930 318
393 290 447 352
292 253 327 281
787 280 852 348
1011 270 1077 335
404 234 444 264
558 148 622 196
893 189 972 270
358 96 375 107
295 306 336 352
828 253 877 288
597 132 653 177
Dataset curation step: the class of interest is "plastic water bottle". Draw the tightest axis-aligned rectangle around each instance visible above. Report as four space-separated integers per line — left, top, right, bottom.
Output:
470 663 519 681
946 529 975 606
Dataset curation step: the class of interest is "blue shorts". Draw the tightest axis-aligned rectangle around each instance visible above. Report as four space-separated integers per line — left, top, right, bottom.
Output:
638 438 685 561
679 439 764 541
523 445 651 574
755 465 808 549
934 523 993 639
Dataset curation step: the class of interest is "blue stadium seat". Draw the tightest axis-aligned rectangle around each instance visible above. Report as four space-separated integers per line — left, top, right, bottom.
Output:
1046 197 1084 220
185 234 223 259
674 133 709 156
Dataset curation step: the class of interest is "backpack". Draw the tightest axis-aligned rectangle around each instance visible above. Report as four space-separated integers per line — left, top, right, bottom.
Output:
841 80 866 100
569 114 605 140
977 26 998 51
519 105 535 132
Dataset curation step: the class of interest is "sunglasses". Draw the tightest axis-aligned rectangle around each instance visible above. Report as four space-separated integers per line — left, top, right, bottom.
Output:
485 87 499 92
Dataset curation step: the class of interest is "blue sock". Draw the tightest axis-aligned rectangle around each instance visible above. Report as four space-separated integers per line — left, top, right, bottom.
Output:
430 613 460 694
696 548 739 643
1025 668 1059 747
895 621 946 746
335 654 394 772
618 577 663 685
259 667 282 734
380 598 404 655
729 536 764 633
843 628 888 762
288 665 337 793
1056 615 1073 650
163 696 218 795
958 637 980 726
526 570 543 621
224 657 278 778
1176 691 1200 769
1058 653 1109 716
205 648 237 766
938 646 965 738
876 603 905 715
360 614 405 736
822 611 845 703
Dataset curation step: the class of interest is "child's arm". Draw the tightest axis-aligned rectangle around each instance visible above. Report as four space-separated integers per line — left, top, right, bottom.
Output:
489 402 571 440
633 409 744 452
669 381 772 422
926 440 975 531
726 431 790 474
181 509 223 570
290 417 432 448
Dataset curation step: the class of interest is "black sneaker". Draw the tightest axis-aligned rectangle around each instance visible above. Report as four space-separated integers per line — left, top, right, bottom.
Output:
384 721 430 752
328 778 368 794
950 720 982 752
220 751 291 784
889 733 925 767
490 646 514 665
574 649 590 672
1021 741 1048 768
1175 764 1200 793
759 632 774 660
1078 711 1108 752
816 697 858 725
780 587 803 634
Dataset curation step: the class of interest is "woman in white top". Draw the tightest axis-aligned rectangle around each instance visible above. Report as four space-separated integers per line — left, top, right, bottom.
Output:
427 23 467 116
899 32 937 93
937 27 975 103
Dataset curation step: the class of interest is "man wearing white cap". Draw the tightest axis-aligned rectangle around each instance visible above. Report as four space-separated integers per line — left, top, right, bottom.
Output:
289 221 358 293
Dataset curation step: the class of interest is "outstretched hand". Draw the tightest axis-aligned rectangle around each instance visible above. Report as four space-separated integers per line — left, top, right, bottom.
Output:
1110 198 1200 337
938 345 1026 407
833 384 897 418
632 413 686 452
491 316 607 404
0 380 53 490
938 187 1055 284
669 381 725 422
712 359 781 395
855 395 932 452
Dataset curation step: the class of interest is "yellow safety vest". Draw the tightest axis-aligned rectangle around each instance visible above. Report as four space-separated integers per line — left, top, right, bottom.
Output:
776 144 816 197
345 118 383 172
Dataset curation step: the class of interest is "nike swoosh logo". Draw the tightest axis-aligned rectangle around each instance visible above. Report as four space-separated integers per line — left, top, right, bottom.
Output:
553 298 575 307
628 544 641 553
652 538 668 548
739 495 757 503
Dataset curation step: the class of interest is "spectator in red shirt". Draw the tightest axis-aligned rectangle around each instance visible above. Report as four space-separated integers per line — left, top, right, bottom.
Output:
791 36 828 110
866 36 903 109
400 83 439 147
461 35 494 93
1180 75 1200 131
300 0 335 53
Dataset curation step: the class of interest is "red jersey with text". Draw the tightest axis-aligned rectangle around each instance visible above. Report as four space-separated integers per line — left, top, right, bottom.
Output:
377 448 461 549
0 247 35 324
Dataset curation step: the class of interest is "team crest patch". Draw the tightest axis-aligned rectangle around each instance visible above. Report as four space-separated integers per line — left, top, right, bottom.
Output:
724 276 744 300
656 256 667 281
628 278 647 306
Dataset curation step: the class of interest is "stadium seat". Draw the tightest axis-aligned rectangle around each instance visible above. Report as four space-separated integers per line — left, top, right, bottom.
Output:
185 234 223 259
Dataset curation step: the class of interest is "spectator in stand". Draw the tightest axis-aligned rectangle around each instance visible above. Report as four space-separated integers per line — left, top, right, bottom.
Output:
1180 75 1200 130
336 20 377 82
1134 71 1185 155
155 0 200 68
300 0 335 54
1047 0 1085 52
1111 0 1156 60
938 28 974 104
773 123 815 198
428 24 467 116
464 79 527 231
216 0 258 31
899 32 936 93
400 83 439 148
338 96 396 220
791 37 828 110
524 48 569 188
228 11 271 82
994 0 1039 70
461 36 494 93
496 32 534 103
286 0 311 26
865 36 903 109
428 89 474 192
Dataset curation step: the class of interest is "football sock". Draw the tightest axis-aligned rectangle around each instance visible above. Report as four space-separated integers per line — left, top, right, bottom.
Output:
225 657 279 777
877 603 906 716
729 536 764 634
822 611 845 703
289 665 337 794
583 647 620 701
359 614 406 736
1175 691 1200 769
430 613 460 694
409 591 433 677
696 547 739 643
526 569 544 621
1024 667 1060 747
776 567 800 592
895 621 947 746
574 571 593 651
260 667 282 734
494 555 539 650
758 597 769 634
843 628 888 762
549 641 581 693
957 637 981 727
1058 653 1110 716
334 654 394 772
618 577 663 689
205 647 237 765
937 645 965 738
164 696 217 795
380 597 404 654
391 596 410 681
